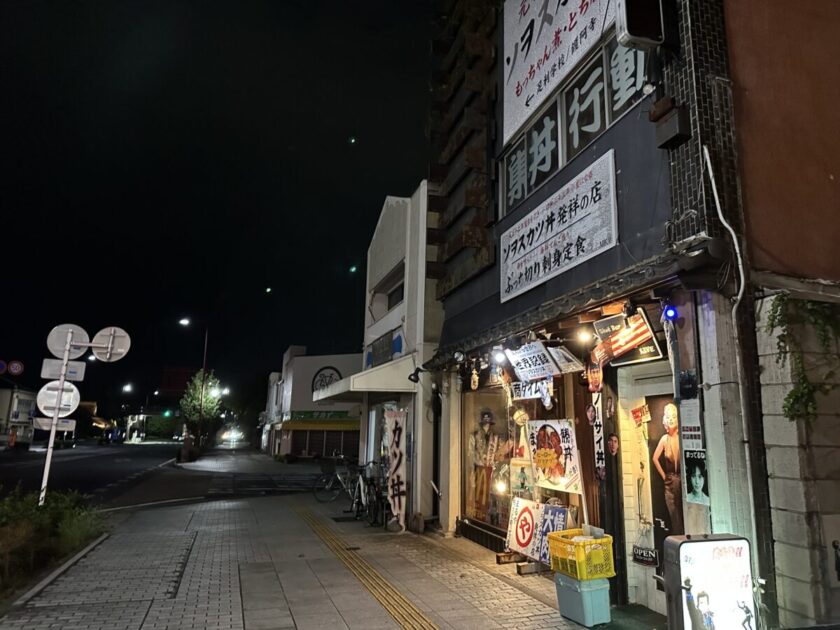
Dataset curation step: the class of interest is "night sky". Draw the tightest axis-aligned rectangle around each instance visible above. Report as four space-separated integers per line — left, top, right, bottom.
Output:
0 1 431 418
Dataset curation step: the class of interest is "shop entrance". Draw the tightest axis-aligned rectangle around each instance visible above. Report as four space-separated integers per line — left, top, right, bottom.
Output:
615 359 675 615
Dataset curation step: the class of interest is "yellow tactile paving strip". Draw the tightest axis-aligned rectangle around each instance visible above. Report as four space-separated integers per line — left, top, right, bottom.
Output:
297 508 438 630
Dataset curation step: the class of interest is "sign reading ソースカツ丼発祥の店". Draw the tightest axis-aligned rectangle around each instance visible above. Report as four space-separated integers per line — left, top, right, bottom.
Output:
500 150 617 302
502 0 615 145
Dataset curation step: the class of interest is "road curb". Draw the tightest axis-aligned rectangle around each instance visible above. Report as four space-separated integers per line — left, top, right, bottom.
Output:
98 496 207 512
12 532 110 608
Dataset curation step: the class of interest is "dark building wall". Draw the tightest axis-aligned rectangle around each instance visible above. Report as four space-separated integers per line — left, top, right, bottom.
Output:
441 108 671 347
724 1 840 281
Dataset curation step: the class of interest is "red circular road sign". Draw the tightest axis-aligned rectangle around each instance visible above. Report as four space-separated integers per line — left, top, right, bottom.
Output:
515 506 535 549
7 360 23 376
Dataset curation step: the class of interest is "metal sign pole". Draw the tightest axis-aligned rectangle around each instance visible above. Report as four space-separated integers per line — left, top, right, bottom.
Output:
38 328 73 506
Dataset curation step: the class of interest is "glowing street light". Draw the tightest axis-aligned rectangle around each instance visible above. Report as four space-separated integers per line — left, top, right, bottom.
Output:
122 383 133 393
222 387 230 396
179 318 191 326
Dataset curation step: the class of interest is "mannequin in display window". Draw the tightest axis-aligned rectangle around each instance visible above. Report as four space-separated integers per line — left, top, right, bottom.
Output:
469 410 496 518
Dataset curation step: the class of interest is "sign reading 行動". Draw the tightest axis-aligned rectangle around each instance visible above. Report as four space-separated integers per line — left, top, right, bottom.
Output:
500 150 617 302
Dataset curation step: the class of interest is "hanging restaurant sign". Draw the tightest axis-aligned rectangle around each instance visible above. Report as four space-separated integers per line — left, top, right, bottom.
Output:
511 377 554 401
547 345 585 373
505 341 561 382
592 311 655 366
500 150 618 303
593 309 663 367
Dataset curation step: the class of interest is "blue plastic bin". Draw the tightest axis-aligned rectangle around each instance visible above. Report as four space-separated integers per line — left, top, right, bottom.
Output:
554 573 611 627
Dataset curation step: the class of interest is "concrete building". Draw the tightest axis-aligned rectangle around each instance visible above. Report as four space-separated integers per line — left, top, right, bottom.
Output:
315 181 444 528
262 346 361 458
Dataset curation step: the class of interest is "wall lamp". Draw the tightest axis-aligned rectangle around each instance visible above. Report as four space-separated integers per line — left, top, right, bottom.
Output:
408 366 427 383
492 345 507 364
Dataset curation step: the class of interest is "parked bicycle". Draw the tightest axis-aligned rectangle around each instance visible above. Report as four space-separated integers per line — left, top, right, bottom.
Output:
312 455 373 520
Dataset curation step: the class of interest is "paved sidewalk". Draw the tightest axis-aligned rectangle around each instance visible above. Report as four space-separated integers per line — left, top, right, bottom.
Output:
0 449 665 629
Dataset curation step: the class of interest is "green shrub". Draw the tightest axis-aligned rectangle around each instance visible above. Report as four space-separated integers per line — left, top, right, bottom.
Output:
0 489 104 590
57 509 104 556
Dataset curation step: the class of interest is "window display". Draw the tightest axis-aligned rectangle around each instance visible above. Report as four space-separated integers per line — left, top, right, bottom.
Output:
462 391 511 528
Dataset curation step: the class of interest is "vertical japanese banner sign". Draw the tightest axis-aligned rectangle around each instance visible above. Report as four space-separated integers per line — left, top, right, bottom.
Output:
503 0 615 144
527 419 583 494
500 150 617 302
385 409 407 531
591 394 606 481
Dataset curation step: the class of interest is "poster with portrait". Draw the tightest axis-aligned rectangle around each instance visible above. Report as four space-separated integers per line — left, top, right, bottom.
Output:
646 395 684 587
684 449 711 535
527 419 583 494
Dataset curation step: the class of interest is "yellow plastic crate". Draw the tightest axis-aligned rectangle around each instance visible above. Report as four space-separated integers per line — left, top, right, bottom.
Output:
547 529 616 580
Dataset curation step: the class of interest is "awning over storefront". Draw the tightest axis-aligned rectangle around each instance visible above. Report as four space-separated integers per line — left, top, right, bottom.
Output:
278 418 360 431
312 353 418 403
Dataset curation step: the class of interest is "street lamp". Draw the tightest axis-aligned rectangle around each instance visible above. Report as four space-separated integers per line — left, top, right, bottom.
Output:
179 316 210 446
122 383 133 393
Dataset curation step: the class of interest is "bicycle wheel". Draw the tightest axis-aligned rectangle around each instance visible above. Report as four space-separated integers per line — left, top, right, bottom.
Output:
354 481 369 520
366 490 381 526
313 474 342 502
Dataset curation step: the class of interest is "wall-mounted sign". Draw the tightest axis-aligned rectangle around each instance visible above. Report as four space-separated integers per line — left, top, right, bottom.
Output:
511 377 553 401
592 310 655 365
592 309 663 367
632 545 659 567
502 0 615 145
505 341 561 382
311 366 342 392
501 150 617 302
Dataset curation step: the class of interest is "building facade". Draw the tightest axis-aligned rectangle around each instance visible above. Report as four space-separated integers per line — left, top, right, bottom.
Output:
316 181 444 529
262 346 361 458
421 0 840 624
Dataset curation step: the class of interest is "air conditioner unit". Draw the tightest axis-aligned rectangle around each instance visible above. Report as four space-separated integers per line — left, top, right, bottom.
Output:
616 0 665 49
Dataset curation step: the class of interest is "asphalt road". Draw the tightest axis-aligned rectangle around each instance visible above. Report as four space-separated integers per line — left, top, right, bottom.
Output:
0 440 180 504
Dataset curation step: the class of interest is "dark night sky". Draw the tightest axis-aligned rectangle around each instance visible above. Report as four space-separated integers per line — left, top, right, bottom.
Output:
0 1 431 417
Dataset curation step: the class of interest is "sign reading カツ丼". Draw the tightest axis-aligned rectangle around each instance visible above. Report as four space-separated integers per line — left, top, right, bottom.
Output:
500 150 617 302
502 0 615 146
384 409 407 532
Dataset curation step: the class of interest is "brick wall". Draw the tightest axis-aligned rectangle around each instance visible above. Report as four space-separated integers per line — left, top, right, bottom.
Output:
756 296 840 626
664 0 739 245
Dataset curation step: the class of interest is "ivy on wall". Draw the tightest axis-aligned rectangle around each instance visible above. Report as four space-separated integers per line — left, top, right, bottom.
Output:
766 294 840 422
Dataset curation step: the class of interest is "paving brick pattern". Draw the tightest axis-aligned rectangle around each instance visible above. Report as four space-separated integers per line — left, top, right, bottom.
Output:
0 494 591 630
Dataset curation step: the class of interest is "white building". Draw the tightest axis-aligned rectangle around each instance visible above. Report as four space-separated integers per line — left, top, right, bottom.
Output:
315 180 443 526
263 346 361 458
